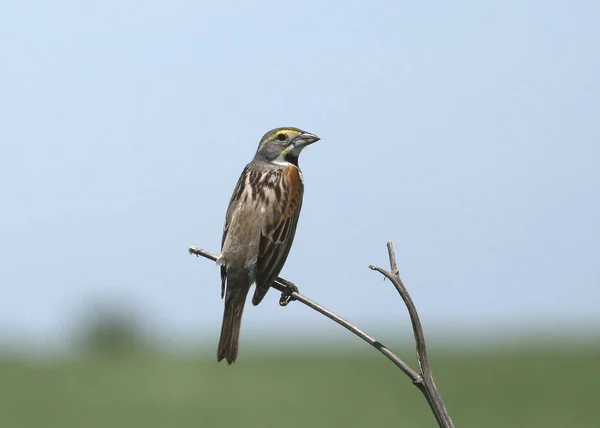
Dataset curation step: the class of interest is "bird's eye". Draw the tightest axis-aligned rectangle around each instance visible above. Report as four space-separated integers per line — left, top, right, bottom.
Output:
276 133 288 142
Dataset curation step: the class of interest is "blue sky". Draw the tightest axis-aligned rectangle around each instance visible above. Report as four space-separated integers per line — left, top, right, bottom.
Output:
1 1 598 349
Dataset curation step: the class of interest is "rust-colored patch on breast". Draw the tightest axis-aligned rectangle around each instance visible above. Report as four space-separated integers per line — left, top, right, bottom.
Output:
282 166 303 220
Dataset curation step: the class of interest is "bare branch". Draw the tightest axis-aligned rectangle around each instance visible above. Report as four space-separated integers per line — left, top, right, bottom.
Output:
189 242 453 428
369 241 454 428
188 246 420 381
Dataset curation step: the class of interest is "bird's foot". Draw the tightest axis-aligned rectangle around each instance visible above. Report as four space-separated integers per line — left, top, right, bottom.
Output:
278 281 299 307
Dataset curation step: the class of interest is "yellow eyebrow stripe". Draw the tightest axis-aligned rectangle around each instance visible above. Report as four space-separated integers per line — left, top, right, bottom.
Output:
267 129 300 141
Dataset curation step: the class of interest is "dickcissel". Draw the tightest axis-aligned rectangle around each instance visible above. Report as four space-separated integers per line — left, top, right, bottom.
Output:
216 127 320 364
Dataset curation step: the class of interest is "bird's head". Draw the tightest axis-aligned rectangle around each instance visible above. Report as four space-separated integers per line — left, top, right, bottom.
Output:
254 127 320 167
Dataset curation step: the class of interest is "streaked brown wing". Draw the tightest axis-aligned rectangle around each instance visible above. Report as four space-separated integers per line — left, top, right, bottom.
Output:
252 166 304 306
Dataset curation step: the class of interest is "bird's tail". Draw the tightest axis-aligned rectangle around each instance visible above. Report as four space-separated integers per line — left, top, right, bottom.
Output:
217 281 250 365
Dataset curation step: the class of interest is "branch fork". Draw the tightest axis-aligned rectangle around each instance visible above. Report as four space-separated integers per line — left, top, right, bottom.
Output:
188 240 454 428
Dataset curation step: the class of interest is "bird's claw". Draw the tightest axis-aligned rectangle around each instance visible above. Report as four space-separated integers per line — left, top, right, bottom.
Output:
279 283 299 307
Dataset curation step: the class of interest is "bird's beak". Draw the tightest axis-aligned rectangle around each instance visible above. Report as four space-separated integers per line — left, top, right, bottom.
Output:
294 132 320 148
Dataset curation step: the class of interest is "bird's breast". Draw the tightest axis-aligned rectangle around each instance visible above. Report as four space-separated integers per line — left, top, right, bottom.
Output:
281 166 304 220
221 164 304 267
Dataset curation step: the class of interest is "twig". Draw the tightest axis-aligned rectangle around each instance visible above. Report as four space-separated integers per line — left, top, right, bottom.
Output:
189 242 453 428
370 241 454 428
187 246 419 380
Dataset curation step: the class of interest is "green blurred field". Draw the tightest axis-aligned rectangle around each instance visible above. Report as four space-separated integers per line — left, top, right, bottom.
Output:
1 345 598 428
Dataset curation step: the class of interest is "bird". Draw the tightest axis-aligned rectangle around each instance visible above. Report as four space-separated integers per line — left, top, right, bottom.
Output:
216 127 320 364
